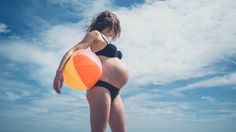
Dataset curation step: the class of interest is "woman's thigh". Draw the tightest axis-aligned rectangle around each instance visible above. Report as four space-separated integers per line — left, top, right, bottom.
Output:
109 95 126 132
86 86 111 132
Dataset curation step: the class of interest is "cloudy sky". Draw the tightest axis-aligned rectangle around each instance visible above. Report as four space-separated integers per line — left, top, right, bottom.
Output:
0 0 236 132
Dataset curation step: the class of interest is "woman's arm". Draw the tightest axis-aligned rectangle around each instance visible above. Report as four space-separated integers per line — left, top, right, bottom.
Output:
56 31 98 72
53 31 98 94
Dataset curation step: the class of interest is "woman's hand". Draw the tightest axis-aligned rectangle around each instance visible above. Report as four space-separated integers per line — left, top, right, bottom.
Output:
53 71 64 94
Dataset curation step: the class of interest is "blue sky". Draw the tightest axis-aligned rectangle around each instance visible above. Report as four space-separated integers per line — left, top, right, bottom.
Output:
0 0 236 132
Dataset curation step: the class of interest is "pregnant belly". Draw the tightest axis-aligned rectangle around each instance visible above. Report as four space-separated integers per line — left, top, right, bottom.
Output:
99 57 129 89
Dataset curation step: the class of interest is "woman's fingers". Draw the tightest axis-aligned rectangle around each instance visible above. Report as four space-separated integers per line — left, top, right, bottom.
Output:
53 72 64 94
53 79 62 94
55 82 61 94
59 79 63 90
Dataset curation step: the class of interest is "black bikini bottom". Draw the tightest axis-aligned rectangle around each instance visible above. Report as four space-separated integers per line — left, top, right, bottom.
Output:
94 80 120 102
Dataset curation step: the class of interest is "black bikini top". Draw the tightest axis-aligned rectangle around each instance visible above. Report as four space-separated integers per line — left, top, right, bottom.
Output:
95 32 122 59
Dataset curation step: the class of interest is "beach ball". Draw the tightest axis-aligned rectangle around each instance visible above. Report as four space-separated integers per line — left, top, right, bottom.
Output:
63 49 102 90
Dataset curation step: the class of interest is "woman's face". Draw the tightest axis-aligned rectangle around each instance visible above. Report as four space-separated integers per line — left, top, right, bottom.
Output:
108 28 115 38
103 27 115 38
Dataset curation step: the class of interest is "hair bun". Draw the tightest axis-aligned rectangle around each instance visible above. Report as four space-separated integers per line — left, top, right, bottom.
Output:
103 17 112 24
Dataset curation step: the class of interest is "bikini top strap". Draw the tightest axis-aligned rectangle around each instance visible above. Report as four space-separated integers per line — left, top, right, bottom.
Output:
99 32 110 44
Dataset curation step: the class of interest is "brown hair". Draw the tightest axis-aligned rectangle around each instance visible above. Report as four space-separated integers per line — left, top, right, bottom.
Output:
87 11 121 40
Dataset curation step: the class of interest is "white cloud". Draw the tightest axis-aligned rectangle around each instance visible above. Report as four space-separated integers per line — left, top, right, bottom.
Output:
47 0 113 19
40 23 85 51
0 40 59 86
173 72 236 93
0 23 10 33
0 78 90 131
1 0 235 87
115 0 236 85
0 23 87 86
201 96 217 103
0 79 37 102
0 94 90 132
123 91 236 132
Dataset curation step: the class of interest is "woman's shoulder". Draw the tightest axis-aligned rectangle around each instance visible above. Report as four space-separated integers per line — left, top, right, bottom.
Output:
87 30 100 38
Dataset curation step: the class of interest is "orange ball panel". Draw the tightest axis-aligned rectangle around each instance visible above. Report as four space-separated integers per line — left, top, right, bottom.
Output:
73 54 102 88
63 53 88 90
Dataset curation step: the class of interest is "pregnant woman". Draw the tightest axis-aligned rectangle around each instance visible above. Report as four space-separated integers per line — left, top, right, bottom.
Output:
53 11 129 132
